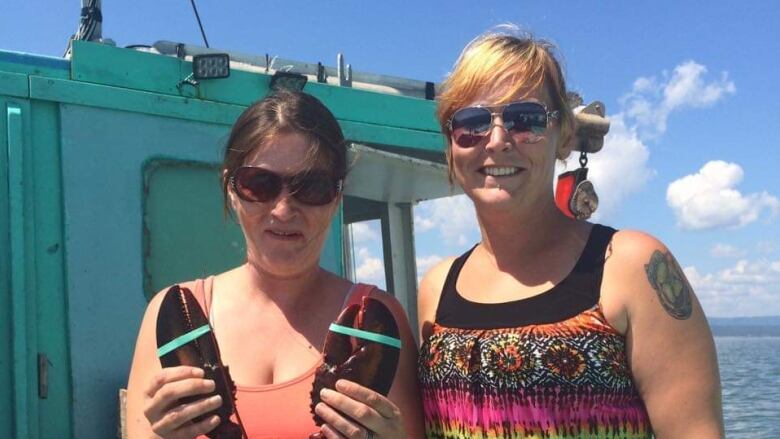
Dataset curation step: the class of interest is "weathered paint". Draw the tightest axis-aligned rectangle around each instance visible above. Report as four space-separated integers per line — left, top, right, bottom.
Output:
59 105 238 437
7 102 31 439
0 50 69 79
30 76 246 125
0 71 29 98
29 99 72 439
29 75 446 154
142 161 246 296
69 41 442 134
1 92 75 438
0 99 13 439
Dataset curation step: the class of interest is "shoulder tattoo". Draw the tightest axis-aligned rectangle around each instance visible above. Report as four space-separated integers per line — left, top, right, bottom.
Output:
644 250 693 320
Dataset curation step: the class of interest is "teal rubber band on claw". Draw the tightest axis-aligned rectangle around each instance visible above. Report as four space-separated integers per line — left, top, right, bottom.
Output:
157 324 211 357
328 323 402 349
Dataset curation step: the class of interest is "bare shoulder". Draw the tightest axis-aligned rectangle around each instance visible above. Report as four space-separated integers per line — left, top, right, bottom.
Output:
418 257 457 301
605 228 695 321
609 229 670 262
605 229 677 286
416 256 457 339
418 257 457 307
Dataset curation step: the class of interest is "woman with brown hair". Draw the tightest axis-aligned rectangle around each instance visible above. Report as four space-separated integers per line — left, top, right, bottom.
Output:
127 89 424 439
417 28 724 438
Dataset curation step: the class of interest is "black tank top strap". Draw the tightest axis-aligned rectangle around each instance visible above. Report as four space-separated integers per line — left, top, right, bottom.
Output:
561 224 618 306
435 244 477 323
578 224 618 293
572 224 617 273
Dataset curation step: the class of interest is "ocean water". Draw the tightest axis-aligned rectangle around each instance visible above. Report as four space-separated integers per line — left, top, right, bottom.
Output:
716 336 780 438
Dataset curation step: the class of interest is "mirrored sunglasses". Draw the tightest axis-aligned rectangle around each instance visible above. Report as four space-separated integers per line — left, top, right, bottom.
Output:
449 101 559 148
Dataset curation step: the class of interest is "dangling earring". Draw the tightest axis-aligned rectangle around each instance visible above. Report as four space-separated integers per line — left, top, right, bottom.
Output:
555 151 598 220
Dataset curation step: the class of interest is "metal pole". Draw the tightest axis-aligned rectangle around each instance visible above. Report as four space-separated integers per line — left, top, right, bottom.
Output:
380 202 419 343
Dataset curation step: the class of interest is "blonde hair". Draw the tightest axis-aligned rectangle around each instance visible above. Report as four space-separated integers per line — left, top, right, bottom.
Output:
437 26 575 182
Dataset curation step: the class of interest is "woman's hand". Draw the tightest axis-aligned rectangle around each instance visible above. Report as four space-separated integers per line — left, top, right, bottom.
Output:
142 366 223 439
314 379 406 439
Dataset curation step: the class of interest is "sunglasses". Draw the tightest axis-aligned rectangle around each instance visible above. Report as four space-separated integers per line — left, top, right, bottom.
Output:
448 101 559 148
230 167 343 206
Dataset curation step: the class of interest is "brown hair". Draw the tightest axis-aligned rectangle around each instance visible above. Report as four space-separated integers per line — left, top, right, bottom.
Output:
437 26 575 182
221 89 346 211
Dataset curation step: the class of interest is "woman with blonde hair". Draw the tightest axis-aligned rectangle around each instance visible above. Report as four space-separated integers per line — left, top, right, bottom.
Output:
417 28 724 438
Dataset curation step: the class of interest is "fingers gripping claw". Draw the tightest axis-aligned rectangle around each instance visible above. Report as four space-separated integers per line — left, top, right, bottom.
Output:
310 295 401 428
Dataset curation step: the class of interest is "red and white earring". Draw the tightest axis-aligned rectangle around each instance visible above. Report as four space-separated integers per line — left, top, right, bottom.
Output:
555 151 598 220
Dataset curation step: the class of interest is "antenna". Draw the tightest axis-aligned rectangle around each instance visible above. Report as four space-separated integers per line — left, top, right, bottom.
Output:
188 0 210 48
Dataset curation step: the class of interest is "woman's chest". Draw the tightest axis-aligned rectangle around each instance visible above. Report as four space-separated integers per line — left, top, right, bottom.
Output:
215 321 324 386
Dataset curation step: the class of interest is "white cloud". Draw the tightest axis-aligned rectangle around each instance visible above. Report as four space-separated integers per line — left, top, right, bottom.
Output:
414 195 479 246
620 60 736 139
666 160 779 230
566 60 733 217
664 62 736 108
686 259 780 317
354 247 385 285
569 115 655 218
349 221 379 244
710 243 746 259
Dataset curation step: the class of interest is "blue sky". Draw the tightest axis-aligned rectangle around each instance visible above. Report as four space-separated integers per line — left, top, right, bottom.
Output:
3 1 779 317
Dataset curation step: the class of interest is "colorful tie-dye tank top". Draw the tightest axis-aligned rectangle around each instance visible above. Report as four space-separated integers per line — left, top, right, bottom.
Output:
418 225 652 438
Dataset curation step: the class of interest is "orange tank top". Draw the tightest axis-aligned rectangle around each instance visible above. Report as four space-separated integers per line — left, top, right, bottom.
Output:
191 277 374 439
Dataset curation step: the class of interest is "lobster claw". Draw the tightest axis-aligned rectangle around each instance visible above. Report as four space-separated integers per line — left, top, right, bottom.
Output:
310 296 401 429
156 285 247 439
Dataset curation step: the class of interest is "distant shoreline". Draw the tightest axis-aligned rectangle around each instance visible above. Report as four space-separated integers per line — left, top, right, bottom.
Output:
711 326 780 337
708 316 780 336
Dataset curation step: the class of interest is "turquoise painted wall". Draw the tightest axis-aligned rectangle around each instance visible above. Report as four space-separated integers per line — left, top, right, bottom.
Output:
1 95 72 438
2 97 17 439
62 105 226 436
